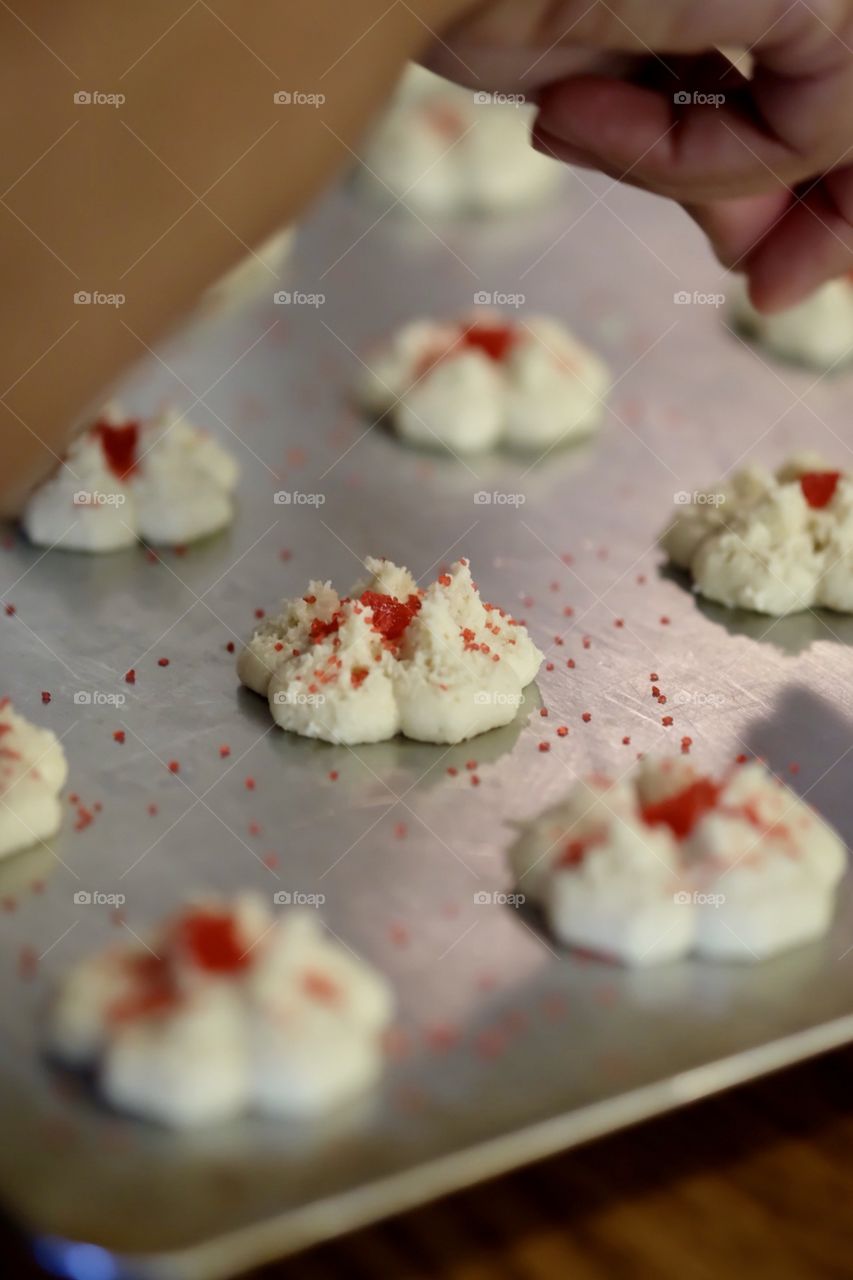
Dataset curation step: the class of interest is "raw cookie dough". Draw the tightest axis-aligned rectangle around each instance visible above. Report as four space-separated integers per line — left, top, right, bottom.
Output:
731 276 853 371
359 314 608 454
0 700 67 859
23 407 239 552
238 557 543 744
359 65 562 216
48 895 394 1127
662 455 853 615
509 756 846 966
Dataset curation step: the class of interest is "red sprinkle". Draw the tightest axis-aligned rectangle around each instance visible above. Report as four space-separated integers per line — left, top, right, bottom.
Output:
800 471 841 509
556 726 568 738
41 691 51 704
178 908 251 974
538 742 550 752
157 657 170 668
660 616 670 626
168 760 180 773
124 669 136 685
461 323 517 362
642 777 721 839
622 736 631 745
662 715 673 726
581 712 592 723
360 590 421 643
113 730 125 744
93 420 139 480
244 777 256 791
225 641 235 654
219 745 230 758
681 736 692 754
446 766 458 777
4 604 14 616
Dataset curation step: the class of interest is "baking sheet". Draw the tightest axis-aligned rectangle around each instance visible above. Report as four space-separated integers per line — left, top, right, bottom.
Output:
3 167 853 1280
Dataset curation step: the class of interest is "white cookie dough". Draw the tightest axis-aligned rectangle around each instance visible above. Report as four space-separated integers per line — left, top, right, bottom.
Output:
48 895 394 1127
731 276 853 370
359 65 562 216
22 407 238 552
662 455 853 614
510 757 846 966
0 701 67 859
359 313 608 454
238 557 543 744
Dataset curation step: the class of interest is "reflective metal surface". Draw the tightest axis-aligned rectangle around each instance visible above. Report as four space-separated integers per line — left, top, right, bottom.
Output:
2 170 853 1279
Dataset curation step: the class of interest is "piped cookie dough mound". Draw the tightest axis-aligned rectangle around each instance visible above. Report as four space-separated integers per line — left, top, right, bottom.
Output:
47 895 394 1127
661 456 853 615
359 65 562 216
359 314 608 454
509 757 846 966
0 701 67 859
22 407 238 552
731 276 853 371
238 557 543 745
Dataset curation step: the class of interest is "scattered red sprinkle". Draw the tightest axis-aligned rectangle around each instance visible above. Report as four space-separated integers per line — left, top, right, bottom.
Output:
660 616 670 626
4 603 15 616
465 760 477 771
461 322 517 362
147 802 158 816
244 777 256 791
563 605 574 617
539 708 549 718
581 712 592 723
538 742 551 753
93 420 139 480
556 726 568 738
658 695 667 705
157 657 170 668
681 736 692 755
614 618 624 628
219 745 230 758
254 608 265 620
642 777 721 839
179 908 252 974
262 852 278 869
393 822 407 839
438 573 452 586
113 730 125 744
279 549 292 561
567 658 575 669
650 673 659 681
248 821 262 837
662 715 673 726
789 762 800 775
124 669 136 685
800 471 841 509
18 946 38 981
637 574 647 585
582 636 591 649
168 760 180 774
446 766 458 777
651 686 660 698
470 774 480 786
545 662 555 672
736 753 748 764
622 736 631 745
225 641 235 654
328 770 338 781
41 691 51 704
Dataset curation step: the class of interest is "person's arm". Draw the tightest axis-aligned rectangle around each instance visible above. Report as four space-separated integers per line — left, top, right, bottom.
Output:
0 0 466 513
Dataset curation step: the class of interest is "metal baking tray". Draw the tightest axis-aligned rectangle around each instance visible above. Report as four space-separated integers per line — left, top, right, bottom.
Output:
3 168 853 1280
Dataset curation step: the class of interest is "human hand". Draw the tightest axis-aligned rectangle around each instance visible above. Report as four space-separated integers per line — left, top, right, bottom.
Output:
427 0 853 311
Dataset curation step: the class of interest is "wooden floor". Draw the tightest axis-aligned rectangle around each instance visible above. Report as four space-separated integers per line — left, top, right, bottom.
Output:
7 1047 853 1278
